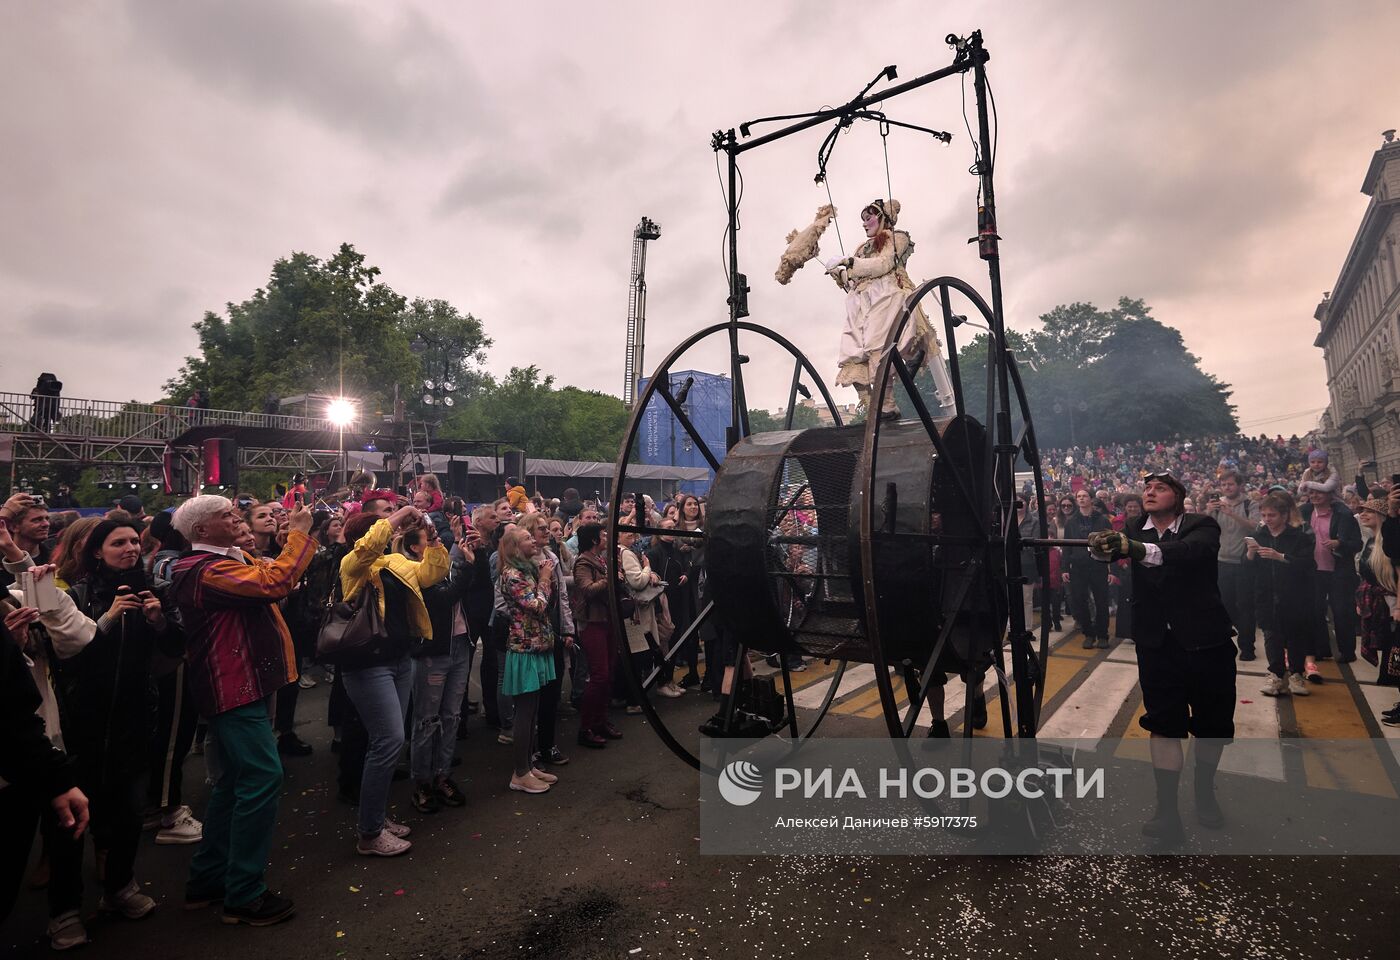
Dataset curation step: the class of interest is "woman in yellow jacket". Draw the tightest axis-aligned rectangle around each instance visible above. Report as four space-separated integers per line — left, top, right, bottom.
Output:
338 501 449 858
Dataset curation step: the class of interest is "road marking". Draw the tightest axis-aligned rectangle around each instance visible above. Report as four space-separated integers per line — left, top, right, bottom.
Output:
792 663 874 709
1038 660 1141 747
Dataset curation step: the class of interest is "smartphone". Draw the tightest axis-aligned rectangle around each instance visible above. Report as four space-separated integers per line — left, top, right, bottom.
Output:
294 491 305 506
1243 536 1258 548
18 569 60 613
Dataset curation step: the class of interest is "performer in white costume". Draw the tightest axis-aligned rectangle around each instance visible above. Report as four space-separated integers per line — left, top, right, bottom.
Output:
824 199 956 420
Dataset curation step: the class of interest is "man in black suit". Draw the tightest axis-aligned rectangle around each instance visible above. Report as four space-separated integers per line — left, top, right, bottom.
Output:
1089 472 1236 844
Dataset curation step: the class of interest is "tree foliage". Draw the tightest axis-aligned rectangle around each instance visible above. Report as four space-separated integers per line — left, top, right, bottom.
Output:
748 404 822 433
445 365 629 462
163 244 490 420
951 297 1236 447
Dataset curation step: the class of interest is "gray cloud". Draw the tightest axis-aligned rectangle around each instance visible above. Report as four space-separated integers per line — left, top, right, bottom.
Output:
122 0 487 150
3 0 1399 440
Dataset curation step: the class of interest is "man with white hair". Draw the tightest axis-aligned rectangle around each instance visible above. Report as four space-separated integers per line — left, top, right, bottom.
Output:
167 495 315 927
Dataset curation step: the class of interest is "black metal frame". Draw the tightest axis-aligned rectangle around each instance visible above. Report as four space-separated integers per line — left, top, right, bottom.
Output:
859 278 1044 741
610 32 1082 770
711 32 1048 741
607 321 851 772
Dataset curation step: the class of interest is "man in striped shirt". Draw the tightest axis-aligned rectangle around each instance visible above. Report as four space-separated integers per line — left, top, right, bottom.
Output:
170 495 316 927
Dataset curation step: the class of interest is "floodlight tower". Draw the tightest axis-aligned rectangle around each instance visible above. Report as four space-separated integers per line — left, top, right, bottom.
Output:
623 216 661 408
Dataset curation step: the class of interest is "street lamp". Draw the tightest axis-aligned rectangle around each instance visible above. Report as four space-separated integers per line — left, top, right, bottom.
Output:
327 397 358 488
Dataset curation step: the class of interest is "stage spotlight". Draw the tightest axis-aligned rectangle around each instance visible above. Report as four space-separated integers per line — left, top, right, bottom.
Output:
327 398 358 426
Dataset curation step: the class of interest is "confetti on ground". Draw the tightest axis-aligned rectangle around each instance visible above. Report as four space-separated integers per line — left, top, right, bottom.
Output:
394 888 406 896
349 886 360 893
335 931 345 938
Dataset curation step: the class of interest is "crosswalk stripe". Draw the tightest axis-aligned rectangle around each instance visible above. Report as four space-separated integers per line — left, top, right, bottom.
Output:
1038 660 1141 747
779 621 1396 757
1356 682 1400 741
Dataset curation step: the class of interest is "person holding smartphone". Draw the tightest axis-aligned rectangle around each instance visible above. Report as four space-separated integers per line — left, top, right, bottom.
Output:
51 518 184 927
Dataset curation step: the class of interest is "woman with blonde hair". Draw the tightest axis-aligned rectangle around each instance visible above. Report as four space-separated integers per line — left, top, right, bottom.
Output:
497 525 559 793
1355 497 1400 713
518 513 574 766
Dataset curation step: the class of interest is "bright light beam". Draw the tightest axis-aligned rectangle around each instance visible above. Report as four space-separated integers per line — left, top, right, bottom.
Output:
327 398 357 426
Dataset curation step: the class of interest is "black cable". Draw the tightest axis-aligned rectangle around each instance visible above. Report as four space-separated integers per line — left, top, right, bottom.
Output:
715 151 731 286
960 73 982 193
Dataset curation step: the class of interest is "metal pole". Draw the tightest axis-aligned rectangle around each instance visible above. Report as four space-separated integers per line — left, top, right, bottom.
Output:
732 57 973 154
725 136 747 449
970 36 1034 739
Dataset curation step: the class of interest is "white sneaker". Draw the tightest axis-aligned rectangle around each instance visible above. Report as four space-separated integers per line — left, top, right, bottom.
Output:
655 683 683 698
509 773 550 794
156 805 203 844
1288 673 1309 696
98 878 156 920
382 817 411 838
356 830 412 857
47 910 89 950
1260 674 1288 697
298 673 317 689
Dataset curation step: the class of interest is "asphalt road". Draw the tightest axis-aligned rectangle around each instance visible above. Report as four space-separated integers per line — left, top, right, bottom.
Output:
4 680 1396 960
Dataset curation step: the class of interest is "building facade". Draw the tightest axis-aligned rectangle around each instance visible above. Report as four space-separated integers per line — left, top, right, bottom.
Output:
1315 131 1400 480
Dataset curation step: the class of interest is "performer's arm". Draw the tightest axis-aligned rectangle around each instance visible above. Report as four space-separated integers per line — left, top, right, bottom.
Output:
845 236 901 280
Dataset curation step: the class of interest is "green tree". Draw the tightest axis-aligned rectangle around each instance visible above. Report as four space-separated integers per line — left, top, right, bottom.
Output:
164 244 420 416
403 298 492 420
444 366 629 462
943 298 1235 448
748 404 821 432
1083 308 1236 444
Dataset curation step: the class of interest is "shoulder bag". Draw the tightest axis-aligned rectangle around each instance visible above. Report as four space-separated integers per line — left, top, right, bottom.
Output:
316 575 384 664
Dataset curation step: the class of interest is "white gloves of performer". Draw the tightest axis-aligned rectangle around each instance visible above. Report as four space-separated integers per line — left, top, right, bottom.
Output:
824 256 850 288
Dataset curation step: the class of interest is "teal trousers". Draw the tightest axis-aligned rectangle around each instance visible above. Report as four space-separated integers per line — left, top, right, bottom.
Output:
188 699 283 907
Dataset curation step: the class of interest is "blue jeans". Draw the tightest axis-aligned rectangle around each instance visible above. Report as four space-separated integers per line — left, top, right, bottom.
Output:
410 636 472 782
341 657 412 838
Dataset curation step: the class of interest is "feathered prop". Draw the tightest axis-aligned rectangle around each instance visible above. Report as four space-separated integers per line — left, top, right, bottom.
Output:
774 204 836 285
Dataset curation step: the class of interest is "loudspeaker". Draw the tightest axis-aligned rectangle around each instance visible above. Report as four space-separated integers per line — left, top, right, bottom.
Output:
503 450 526 483
201 438 239 489
447 460 470 497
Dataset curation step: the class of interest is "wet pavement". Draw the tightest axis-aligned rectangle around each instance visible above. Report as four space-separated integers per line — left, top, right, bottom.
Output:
4 654 1397 959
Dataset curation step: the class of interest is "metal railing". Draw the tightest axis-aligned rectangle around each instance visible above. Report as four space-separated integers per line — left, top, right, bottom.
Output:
0 391 340 444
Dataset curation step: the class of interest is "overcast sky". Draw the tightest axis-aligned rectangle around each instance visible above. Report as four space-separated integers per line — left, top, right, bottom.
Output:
4 1 1399 438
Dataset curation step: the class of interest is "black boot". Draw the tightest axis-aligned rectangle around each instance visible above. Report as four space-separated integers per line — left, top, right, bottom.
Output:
699 692 734 738
1141 767 1184 843
969 690 988 730
1194 762 1224 829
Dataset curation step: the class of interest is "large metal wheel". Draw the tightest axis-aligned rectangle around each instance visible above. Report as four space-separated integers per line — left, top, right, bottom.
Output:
608 320 851 771
859 276 1054 741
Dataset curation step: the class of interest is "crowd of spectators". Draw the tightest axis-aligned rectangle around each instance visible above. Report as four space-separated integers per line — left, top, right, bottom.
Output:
0 474 714 944
5 427 1400 946
1025 433 1400 711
